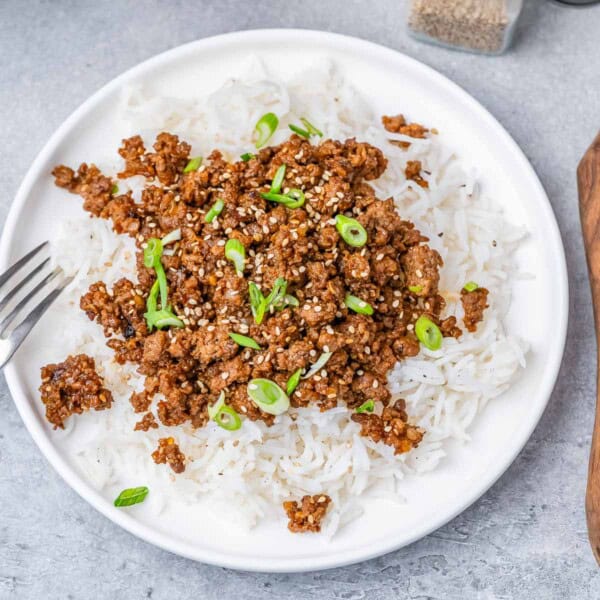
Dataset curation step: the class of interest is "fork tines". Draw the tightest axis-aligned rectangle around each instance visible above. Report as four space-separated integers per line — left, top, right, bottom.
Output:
0 241 73 369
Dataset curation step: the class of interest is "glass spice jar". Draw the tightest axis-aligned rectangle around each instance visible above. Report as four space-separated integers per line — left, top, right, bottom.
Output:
406 0 524 55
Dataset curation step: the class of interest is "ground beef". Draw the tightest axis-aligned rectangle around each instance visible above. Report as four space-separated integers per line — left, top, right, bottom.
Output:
39 354 113 429
351 399 423 455
283 494 331 533
134 412 158 431
401 245 442 297
47 127 488 464
382 114 429 149
461 287 489 332
151 437 186 473
405 160 429 188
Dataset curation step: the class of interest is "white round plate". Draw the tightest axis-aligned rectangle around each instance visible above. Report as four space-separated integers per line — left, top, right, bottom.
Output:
0 30 568 572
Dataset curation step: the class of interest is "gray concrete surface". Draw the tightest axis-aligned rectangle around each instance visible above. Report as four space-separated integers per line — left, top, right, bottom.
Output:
1 1 599 598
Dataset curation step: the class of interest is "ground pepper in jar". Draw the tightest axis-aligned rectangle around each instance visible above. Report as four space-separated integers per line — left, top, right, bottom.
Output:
407 0 523 55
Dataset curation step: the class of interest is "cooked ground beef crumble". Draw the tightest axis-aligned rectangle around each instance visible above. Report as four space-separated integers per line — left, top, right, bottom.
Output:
151 437 186 473
39 354 113 429
44 118 490 526
284 494 331 533
461 287 489 332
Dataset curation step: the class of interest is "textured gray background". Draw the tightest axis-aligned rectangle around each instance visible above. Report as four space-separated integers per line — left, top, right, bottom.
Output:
1 1 599 598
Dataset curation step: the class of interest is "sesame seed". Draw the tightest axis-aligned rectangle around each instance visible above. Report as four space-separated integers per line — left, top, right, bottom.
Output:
416 269 423 278
376 253 384 261
323 345 330 353
407 324 414 331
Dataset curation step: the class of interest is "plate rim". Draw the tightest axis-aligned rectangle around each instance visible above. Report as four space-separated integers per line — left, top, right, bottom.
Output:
0 28 569 572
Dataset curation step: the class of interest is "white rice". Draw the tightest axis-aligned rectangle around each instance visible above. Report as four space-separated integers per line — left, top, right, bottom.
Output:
47 58 527 535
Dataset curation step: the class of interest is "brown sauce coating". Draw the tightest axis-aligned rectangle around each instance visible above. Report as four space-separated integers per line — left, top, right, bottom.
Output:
39 354 113 429
351 399 423 455
283 494 331 533
151 437 186 473
46 127 490 474
461 287 489 332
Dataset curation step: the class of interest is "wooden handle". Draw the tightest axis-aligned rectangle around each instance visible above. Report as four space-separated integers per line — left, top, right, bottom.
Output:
577 131 600 566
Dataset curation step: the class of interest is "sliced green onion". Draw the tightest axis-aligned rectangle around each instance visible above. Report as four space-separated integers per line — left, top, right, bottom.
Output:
265 277 288 311
183 156 202 173
146 279 160 316
289 124 311 138
260 189 305 209
284 189 305 209
345 294 374 316
356 400 375 414
208 391 226 420
111 183 119 195
114 486 149 507
154 262 168 310
415 315 442 351
408 285 423 294
254 112 279 149
248 282 266 324
214 405 242 431
240 152 255 162
247 379 290 416
205 198 224 223
282 294 299 308
463 281 479 292
229 332 261 350
161 228 181 246
335 215 367 247
143 238 163 269
271 164 287 194
144 308 184 330
225 238 246 275
286 368 302 395
300 117 323 137
303 352 333 379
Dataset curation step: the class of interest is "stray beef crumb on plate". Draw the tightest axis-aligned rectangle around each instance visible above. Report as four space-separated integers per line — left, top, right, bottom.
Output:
41 111 491 530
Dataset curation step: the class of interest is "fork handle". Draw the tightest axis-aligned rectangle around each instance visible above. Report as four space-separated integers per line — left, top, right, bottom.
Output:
578 131 600 565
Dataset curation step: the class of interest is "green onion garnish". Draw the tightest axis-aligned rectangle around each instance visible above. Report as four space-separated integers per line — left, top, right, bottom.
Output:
145 308 184 330
248 282 266 324
208 392 242 431
143 237 183 330
289 118 323 138
247 378 290 416
303 352 333 379
345 294 374 316
205 198 224 223
208 391 226 420
111 183 119 195
241 152 255 162
282 294 299 307
301 118 323 137
215 405 242 431
225 238 246 275
271 164 286 194
143 238 163 269
183 156 202 173
335 215 367 247
415 315 442 351
114 486 149 507
286 368 302 395
254 112 279 149
408 285 423 294
261 189 305 209
463 281 479 292
161 228 181 246
289 124 311 139
248 278 293 324
229 332 261 350
356 400 375 414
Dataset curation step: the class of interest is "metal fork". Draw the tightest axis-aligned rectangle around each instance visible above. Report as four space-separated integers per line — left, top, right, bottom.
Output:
0 242 73 369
